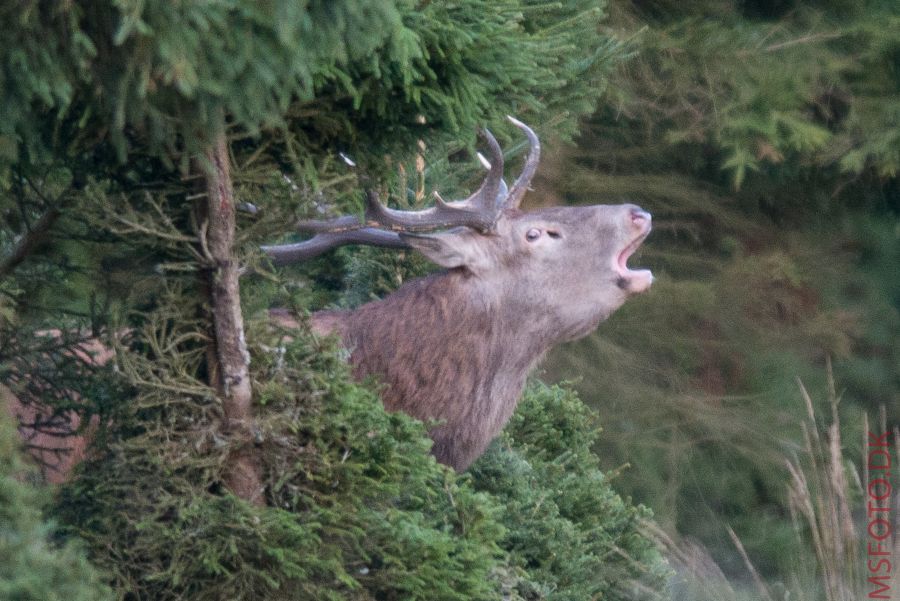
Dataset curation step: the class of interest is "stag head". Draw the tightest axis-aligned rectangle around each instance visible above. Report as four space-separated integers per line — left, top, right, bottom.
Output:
406 204 652 343
263 117 653 342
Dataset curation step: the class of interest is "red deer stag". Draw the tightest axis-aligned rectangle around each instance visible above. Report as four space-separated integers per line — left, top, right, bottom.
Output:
263 118 653 470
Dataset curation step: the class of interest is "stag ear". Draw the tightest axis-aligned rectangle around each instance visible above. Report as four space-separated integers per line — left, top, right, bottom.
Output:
400 230 489 271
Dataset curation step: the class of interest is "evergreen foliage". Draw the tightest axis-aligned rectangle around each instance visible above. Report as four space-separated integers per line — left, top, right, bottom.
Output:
13 0 896 597
471 382 669 600
0 2 93 166
1 0 622 167
0 411 113 601
0 0 626 458
604 0 900 189
55 321 503 600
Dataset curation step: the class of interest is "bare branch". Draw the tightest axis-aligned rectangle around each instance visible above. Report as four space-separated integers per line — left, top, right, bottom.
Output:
0 208 61 277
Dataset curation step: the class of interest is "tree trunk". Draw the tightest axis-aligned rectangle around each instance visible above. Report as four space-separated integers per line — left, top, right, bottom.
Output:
201 132 263 505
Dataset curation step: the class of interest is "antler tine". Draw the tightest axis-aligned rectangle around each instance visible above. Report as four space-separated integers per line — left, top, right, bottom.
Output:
262 228 409 265
495 178 509 208
457 127 504 210
363 128 505 233
473 152 509 209
295 215 364 233
505 116 541 209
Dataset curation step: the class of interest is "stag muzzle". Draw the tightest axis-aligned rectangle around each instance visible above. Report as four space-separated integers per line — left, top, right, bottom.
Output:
615 205 653 294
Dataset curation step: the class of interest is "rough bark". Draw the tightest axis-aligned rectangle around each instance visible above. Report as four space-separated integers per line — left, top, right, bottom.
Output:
202 133 263 505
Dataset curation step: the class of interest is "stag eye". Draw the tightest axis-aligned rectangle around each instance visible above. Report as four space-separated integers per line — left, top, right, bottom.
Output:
525 228 541 242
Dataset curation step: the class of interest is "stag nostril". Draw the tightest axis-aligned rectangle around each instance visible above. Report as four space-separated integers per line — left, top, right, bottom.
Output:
630 208 651 227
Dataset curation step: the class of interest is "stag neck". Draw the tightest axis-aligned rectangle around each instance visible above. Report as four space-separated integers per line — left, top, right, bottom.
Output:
383 269 556 363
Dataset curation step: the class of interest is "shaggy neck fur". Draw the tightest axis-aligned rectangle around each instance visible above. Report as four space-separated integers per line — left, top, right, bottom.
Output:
313 269 558 470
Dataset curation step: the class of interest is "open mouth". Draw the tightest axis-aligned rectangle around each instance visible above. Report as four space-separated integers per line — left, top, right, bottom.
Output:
613 217 653 292
616 233 649 274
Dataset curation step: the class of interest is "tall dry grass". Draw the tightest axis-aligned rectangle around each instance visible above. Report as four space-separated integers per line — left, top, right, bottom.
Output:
651 362 899 600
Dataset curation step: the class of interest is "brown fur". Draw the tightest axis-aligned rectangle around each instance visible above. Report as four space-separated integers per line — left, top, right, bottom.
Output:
3 384 96 483
320 273 522 470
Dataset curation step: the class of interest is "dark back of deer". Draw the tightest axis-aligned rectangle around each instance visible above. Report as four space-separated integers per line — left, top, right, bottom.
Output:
267 119 653 470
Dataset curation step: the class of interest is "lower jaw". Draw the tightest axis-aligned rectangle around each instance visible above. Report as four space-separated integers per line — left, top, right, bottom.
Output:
623 269 653 294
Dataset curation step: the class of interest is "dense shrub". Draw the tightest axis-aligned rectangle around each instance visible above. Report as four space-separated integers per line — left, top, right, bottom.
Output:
471 382 669 600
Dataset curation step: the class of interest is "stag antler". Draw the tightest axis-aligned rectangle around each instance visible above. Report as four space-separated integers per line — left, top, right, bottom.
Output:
505 116 540 209
262 118 540 265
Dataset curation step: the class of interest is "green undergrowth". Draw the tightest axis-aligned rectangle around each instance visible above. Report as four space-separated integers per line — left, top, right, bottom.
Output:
53 314 668 601
471 382 670 600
